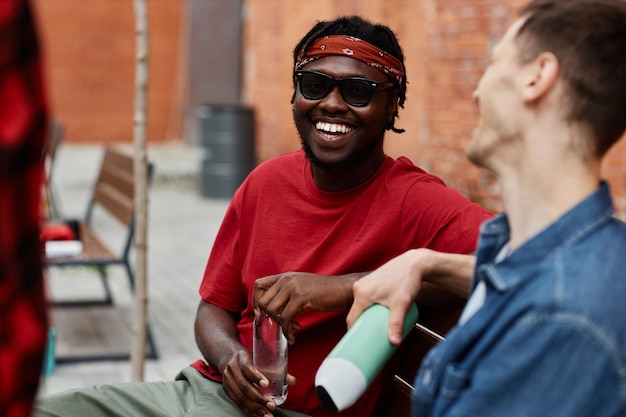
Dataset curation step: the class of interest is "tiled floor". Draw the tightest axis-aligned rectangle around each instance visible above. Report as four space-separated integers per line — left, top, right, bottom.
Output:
39 143 231 396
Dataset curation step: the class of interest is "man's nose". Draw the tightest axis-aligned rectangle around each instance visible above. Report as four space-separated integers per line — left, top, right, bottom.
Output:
319 85 349 111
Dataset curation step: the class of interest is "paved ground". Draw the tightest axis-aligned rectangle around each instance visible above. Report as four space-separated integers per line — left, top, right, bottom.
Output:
38 142 231 396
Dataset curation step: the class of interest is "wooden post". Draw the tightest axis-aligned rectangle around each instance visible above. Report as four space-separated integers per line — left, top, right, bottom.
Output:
131 0 149 382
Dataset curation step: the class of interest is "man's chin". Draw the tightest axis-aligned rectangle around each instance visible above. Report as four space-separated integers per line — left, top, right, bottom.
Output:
466 128 487 167
307 153 355 171
466 141 486 169
301 140 356 171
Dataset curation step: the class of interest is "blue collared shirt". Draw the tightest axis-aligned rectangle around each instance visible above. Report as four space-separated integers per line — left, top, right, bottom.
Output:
413 182 626 417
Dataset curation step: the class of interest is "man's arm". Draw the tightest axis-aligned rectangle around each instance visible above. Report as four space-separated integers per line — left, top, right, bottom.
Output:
194 300 245 376
253 272 367 344
347 249 475 345
415 317 621 417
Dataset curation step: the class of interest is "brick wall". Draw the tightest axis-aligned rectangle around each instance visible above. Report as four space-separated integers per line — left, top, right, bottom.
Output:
242 0 626 219
29 0 626 218
32 0 184 144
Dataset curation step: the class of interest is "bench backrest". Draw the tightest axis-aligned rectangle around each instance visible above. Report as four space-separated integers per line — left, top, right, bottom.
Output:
85 146 153 257
376 306 463 417
89 147 136 226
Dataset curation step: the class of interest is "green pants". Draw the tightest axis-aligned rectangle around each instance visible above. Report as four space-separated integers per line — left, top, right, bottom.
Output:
35 366 311 417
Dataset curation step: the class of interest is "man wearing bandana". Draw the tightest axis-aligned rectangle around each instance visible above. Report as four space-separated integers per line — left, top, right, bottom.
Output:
36 16 492 417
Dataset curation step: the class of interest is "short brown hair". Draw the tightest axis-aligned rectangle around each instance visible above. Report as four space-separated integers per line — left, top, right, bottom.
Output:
516 0 626 156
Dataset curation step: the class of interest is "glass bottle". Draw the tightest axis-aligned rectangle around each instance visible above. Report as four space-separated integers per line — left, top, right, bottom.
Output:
253 311 288 405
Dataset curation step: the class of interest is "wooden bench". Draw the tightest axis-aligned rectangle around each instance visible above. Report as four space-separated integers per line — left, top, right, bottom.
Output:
376 305 463 417
44 145 157 363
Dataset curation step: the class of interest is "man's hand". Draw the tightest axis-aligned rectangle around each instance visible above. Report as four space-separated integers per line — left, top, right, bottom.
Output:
347 249 475 345
195 300 295 417
347 250 428 345
253 272 363 344
221 348 296 417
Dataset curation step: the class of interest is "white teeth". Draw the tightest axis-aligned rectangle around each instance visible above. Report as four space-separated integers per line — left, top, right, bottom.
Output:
315 121 354 134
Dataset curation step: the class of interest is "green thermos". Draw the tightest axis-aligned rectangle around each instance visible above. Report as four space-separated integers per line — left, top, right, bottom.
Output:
315 303 419 412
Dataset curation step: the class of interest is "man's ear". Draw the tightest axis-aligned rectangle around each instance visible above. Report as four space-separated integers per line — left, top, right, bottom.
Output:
386 90 400 123
522 52 559 103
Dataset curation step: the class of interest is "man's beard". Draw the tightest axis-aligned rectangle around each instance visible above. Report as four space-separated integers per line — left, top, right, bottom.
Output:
300 137 382 171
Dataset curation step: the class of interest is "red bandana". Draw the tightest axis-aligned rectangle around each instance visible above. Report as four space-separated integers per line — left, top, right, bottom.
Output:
295 35 404 85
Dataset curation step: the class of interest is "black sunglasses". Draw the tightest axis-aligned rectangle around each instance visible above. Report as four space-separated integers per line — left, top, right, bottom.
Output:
294 70 393 107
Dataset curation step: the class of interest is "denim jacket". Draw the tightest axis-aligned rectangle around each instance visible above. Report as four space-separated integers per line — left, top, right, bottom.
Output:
413 182 626 417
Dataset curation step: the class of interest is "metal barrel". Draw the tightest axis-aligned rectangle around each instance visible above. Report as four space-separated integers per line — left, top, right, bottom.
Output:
198 105 255 198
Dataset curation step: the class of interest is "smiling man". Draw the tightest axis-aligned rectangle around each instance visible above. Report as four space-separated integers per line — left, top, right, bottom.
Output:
36 16 492 417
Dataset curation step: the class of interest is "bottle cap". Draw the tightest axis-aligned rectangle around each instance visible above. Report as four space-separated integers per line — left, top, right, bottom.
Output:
315 357 366 412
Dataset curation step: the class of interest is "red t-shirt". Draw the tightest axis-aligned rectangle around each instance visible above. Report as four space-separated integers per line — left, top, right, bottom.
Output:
192 150 492 416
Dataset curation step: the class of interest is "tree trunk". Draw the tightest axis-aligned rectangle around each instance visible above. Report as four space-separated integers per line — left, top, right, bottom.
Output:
131 0 149 382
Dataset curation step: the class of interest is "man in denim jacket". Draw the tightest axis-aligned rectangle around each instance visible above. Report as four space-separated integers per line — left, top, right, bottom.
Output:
348 0 626 415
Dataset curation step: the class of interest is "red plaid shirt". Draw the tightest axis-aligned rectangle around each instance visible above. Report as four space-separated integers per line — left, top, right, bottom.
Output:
0 1 49 416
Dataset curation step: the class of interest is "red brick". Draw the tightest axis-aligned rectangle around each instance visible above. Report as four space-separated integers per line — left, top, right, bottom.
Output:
32 0 184 144
31 0 625 218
